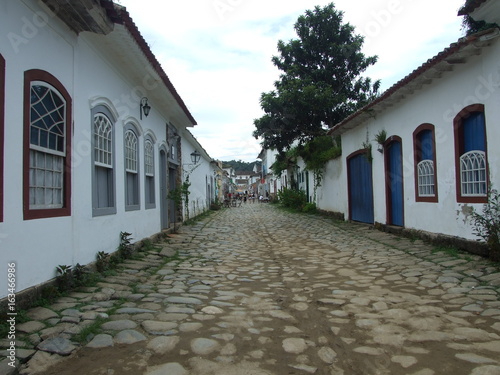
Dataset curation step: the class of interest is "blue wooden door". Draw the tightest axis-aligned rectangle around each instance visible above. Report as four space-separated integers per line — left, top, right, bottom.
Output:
348 153 374 224
159 150 168 229
386 140 404 226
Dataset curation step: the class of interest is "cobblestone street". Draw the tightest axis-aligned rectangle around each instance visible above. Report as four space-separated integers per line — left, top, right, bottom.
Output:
8 203 500 375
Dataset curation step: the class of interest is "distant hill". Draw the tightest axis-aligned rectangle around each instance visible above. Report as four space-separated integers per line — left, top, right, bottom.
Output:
222 160 259 173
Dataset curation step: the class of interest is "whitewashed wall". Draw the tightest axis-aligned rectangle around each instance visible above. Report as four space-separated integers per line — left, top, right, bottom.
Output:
0 0 196 297
180 134 213 219
318 37 500 241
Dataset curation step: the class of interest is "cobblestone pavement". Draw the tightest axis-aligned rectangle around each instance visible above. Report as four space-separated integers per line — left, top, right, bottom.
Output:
3 203 500 375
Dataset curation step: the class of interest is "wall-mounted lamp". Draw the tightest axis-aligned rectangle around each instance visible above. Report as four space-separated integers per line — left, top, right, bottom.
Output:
140 97 151 120
190 150 201 165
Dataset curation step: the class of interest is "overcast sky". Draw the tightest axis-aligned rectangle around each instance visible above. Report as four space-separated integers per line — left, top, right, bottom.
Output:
118 0 466 162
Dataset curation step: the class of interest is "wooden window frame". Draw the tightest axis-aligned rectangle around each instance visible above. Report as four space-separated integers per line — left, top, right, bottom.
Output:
453 104 488 204
124 124 140 211
144 135 155 209
23 70 72 220
413 123 438 203
92 106 117 217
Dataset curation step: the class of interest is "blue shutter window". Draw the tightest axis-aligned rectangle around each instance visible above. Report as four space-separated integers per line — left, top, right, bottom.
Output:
460 111 487 197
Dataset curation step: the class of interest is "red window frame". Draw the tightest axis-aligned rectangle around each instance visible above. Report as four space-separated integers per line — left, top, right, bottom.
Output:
413 123 438 203
23 70 72 220
453 104 488 204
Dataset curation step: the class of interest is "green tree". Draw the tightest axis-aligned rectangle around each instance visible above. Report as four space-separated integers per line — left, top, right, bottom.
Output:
459 0 498 36
253 3 380 152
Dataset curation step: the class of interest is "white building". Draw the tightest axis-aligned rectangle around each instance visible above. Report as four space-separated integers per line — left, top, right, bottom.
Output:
0 0 212 299
321 26 500 249
257 148 284 197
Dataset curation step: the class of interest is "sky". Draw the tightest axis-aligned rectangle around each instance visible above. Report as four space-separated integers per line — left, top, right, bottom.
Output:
117 0 467 162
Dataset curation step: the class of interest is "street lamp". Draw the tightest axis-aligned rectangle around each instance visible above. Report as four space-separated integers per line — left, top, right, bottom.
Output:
190 150 201 164
140 97 151 120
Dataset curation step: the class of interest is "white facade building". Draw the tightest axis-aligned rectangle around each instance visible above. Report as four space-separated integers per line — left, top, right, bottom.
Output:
0 0 212 299
322 27 500 244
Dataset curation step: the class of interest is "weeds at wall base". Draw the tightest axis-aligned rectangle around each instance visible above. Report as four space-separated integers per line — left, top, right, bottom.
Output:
0 229 172 322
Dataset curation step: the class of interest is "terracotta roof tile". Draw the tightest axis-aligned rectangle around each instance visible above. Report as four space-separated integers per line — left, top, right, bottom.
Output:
328 28 499 136
101 1 197 126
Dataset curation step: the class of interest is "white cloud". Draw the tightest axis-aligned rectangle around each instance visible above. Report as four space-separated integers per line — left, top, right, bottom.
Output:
119 0 466 162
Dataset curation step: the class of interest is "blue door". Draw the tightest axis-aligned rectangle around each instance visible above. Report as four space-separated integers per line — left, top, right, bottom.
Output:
348 153 374 224
386 140 404 226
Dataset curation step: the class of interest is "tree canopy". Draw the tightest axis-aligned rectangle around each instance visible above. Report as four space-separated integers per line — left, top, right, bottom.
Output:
459 0 498 36
223 160 258 172
253 3 380 153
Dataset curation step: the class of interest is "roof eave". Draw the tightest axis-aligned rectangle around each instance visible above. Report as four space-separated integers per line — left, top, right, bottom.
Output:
114 6 197 126
328 29 499 137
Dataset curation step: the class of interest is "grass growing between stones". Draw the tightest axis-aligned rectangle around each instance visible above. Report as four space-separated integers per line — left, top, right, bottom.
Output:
184 209 215 226
431 245 460 258
72 316 108 344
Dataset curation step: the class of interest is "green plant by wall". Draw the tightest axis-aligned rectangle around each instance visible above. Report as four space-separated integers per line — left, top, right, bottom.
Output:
362 141 373 163
375 129 387 145
118 231 133 259
56 265 73 292
471 188 500 261
271 136 341 200
302 202 317 213
167 179 192 221
299 135 342 199
96 251 110 273
277 187 308 211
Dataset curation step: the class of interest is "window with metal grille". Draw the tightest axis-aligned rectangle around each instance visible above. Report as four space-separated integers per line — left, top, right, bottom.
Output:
417 160 435 197
413 125 438 202
92 106 116 216
93 112 115 213
94 114 112 167
144 138 155 208
460 151 487 196
125 128 139 210
24 70 71 220
29 82 65 209
454 106 488 203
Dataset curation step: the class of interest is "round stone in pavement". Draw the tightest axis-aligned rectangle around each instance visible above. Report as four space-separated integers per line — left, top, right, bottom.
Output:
470 365 500 375
113 330 147 344
16 321 45 334
101 320 137 331
282 338 307 354
141 320 178 335
145 363 188 375
165 296 203 305
37 337 76 356
146 336 180 355
26 307 59 321
190 338 221 355
86 334 114 348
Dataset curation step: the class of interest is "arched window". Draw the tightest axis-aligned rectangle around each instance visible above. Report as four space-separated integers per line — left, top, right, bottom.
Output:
144 136 155 209
460 151 487 196
124 125 140 210
413 124 438 202
92 106 116 216
454 105 488 203
24 70 71 220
